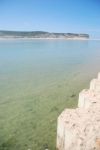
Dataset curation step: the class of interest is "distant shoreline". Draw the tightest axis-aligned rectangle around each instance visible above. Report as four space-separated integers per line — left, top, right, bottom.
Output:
0 31 89 40
0 37 99 41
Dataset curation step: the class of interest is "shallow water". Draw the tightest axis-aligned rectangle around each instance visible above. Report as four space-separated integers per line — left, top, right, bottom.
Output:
0 39 100 150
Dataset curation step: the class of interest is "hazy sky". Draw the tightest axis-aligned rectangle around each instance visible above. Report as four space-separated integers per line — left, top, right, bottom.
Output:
0 0 100 38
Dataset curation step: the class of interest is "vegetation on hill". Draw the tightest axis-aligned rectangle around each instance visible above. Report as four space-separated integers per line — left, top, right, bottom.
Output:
0 31 89 39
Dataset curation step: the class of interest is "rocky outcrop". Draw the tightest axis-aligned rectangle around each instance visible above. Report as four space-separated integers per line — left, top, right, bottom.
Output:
57 73 100 150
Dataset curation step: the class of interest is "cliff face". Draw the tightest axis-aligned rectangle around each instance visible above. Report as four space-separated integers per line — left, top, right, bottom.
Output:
57 73 100 150
0 31 89 39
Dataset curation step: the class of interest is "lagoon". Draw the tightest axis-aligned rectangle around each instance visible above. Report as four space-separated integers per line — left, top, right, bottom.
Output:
0 39 100 150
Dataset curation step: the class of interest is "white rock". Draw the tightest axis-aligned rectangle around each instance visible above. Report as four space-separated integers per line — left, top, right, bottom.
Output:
57 73 100 150
98 72 100 80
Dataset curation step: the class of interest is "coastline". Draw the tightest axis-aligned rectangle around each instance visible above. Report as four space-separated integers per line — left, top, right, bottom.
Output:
0 37 97 41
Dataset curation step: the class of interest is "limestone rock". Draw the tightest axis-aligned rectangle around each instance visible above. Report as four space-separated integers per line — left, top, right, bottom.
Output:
57 73 100 150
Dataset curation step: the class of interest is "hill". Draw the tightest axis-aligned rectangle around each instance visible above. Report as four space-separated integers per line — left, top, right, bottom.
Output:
0 31 89 39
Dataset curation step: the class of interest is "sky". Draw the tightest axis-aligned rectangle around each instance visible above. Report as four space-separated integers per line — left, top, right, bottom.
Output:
0 0 100 38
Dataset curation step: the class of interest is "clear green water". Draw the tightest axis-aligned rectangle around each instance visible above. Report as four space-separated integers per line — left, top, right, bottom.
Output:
0 39 100 150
